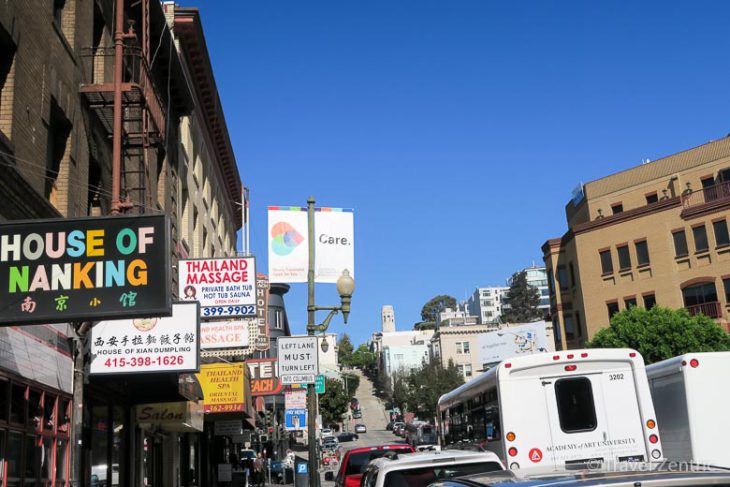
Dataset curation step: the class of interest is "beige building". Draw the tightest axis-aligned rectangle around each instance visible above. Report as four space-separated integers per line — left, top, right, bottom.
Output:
430 324 494 380
544 137 730 350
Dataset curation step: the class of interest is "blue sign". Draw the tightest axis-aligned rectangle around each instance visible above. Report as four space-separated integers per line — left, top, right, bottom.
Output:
285 408 307 430
297 463 308 474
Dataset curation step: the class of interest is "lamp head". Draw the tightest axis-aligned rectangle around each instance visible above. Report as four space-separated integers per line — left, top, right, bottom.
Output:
321 337 329 353
337 269 354 324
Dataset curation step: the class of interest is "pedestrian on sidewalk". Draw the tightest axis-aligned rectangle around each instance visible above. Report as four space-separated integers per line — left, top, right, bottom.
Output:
254 452 265 487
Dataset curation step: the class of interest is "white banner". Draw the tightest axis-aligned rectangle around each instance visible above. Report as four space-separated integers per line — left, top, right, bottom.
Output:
285 390 307 409
314 209 355 283
200 319 249 349
268 207 308 282
268 206 354 283
90 302 200 375
179 258 257 317
476 321 551 366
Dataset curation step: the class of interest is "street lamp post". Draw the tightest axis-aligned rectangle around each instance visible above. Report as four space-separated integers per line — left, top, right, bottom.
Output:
305 196 355 487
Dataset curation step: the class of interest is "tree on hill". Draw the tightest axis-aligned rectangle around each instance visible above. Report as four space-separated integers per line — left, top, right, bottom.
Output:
338 333 354 365
319 378 350 427
351 344 377 370
413 321 436 331
588 305 730 364
421 295 457 322
501 270 542 323
403 360 464 418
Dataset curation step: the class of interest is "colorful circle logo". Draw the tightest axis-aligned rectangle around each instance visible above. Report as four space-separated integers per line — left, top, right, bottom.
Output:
271 222 304 256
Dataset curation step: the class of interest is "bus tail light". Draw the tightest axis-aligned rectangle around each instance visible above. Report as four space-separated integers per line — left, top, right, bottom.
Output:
565 365 577 371
553 355 560 360
509 462 520 469
651 449 661 459
690 358 699 368
567 354 574 359
508 447 518 456
649 434 659 444
506 432 516 442
629 352 637 357
581 352 588 358
646 419 656 429
505 363 512 369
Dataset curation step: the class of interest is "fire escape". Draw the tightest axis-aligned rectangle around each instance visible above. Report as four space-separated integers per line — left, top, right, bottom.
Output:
80 0 166 214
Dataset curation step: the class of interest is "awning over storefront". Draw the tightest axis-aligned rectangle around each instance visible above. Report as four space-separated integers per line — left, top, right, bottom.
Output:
136 401 204 432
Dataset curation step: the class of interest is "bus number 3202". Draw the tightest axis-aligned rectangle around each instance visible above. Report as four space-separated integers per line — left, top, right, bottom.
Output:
609 373 624 381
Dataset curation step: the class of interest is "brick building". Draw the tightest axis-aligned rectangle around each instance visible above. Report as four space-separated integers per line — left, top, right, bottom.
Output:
543 137 730 350
0 1 243 485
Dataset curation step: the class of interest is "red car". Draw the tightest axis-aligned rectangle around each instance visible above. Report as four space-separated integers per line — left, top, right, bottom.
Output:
326 444 415 487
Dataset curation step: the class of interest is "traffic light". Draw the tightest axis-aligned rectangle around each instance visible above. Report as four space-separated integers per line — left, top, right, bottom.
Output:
265 409 273 426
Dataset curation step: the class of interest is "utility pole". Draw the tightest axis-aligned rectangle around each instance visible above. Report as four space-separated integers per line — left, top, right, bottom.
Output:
306 196 319 487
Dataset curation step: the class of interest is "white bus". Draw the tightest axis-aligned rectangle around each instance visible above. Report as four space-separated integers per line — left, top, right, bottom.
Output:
437 348 662 470
647 351 730 467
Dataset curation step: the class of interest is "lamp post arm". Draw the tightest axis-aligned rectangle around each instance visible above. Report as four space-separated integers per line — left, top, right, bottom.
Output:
307 309 340 333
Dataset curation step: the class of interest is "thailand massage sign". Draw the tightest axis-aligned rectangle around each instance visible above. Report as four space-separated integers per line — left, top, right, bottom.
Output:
0 215 170 326
196 363 246 413
178 257 257 318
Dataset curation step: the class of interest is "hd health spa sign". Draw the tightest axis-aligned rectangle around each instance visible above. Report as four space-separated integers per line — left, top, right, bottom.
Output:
0 215 170 325
89 301 200 375
178 257 256 317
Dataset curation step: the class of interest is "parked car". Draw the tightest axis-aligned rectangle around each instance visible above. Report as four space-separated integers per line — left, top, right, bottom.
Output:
323 436 339 450
325 444 415 487
352 409 362 419
321 428 335 438
354 424 367 434
337 432 359 442
386 421 395 431
427 463 730 487
361 449 504 487
392 422 404 435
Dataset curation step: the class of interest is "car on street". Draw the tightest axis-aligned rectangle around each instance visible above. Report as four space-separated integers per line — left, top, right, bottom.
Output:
354 424 367 434
323 436 339 451
392 422 405 435
352 409 362 419
361 449 504 487
337 432 359 442
426 463 730 487
326 444 415 487
321 428 335 438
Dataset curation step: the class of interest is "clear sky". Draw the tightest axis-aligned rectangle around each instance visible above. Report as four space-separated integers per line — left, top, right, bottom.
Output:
183 0 730 346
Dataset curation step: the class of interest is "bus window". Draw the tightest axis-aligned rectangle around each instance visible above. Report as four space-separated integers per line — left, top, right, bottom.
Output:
485 404 500 441
555 377 597 433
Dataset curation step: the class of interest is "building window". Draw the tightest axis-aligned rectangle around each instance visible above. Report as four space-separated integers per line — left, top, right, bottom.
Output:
672 230 689 257
645 193 658 204
599 249 613 275
693 225 709 253
46 99 72 206
464 365 472 377
635 240 650 266
625 297 637 308
713 220 730 248
682 281 718 307
607 301 619 320
456 342 470 354
574 312 583 338
563 314 576 341
617 245 631 271
557 266 569 291
0 26 15 136
611 203 624 214
724 278 730 304
569 263 576 288
643 294 656 309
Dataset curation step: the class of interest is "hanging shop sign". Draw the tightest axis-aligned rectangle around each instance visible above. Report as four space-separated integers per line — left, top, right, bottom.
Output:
89 301 200 375
0 214 171 326
196 362 246 413
254 274 270 351
179 257 257 317
200 318 249 349
136 401 203 432
246 358 282 396
214 420 243 436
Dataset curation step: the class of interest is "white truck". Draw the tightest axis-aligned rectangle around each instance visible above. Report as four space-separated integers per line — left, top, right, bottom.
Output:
647 351 730 467
438 348 663 469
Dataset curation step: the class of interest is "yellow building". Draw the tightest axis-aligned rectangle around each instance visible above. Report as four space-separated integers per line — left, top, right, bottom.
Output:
543 137 730 350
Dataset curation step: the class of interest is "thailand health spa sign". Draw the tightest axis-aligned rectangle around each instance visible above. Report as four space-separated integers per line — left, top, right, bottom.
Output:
0 215 171 325
196 363 246 413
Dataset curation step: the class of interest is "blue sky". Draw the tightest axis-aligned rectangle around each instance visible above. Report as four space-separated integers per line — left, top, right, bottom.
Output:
184 1 730 345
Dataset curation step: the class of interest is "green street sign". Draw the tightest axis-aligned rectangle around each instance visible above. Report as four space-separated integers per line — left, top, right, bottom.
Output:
315 375 325 394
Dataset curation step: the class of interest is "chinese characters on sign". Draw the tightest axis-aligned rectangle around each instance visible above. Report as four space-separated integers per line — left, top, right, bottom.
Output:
89 302 200 375
0 215 171 325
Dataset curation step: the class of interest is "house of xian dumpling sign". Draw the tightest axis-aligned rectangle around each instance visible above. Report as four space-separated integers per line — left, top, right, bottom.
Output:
0 215 171 325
